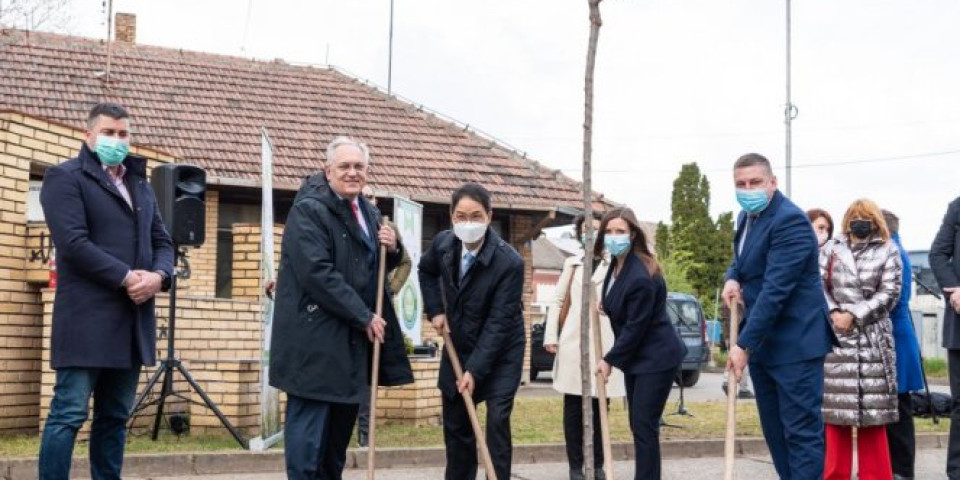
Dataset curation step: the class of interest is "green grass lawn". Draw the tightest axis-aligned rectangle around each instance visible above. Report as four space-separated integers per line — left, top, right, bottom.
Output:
1 397 949 458
925 357 948 378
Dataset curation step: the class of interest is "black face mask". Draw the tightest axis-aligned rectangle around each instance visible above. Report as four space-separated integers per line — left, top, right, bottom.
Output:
850 220 874 239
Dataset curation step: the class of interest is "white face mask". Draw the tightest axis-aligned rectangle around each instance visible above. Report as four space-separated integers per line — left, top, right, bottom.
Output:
453 222 487 244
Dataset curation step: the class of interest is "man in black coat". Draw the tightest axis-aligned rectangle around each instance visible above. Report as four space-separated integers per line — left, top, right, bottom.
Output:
269 136 413 480
419 183 525 480
931 195 960 479
38 102 174 479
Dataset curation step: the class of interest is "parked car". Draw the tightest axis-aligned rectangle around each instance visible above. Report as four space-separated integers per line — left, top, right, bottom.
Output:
528 292 710 386
529 320 554 381
666 292 710 388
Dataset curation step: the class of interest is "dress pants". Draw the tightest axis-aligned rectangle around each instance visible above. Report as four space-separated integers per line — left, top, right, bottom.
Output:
357 382 371 438
749 357 826 480
825 424 893 480
442 392 515 480
284 394 359 480
562 394 604 472
947 349 960 479
886 393 915 478
623 368 676 480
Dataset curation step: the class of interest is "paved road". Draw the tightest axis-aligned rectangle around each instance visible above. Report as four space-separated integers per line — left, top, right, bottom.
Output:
144 448 950 479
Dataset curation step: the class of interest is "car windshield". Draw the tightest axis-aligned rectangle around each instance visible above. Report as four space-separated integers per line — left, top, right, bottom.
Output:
667 300 701 333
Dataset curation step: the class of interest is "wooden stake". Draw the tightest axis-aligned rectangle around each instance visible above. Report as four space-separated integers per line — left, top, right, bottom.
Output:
366 216 390 480
723 302 741 480
590 291 614 480
440 328 498 480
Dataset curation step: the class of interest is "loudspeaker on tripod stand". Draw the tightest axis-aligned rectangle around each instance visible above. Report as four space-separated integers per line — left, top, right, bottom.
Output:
129 164 246 448
151 164 206 247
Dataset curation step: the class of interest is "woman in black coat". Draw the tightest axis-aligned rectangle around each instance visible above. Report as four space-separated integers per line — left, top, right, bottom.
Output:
595 207 687 480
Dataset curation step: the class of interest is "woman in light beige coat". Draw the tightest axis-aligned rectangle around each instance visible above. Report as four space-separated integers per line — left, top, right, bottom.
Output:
543 215 624 480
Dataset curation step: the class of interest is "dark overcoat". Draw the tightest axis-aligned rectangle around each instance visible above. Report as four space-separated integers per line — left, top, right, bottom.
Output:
269 174 413 404
931 196 960 348
40 143 174 369
418 228 525 400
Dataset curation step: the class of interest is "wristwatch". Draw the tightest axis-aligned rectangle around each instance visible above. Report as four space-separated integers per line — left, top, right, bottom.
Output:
155 270 171 290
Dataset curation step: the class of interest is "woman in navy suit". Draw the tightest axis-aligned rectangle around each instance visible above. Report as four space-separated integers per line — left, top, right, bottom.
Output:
596 207 687 480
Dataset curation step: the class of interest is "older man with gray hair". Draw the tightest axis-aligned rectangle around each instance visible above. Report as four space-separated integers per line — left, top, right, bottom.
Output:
270 136 413 479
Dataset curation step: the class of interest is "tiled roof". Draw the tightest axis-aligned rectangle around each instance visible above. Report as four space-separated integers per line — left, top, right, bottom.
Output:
0 29 613 211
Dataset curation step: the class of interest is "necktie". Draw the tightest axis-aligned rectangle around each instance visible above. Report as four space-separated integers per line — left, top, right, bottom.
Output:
460 252 476 282
738 215 754 256
351 200 370 237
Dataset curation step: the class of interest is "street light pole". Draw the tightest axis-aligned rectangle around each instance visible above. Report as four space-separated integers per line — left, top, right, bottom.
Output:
784 0 797 196
387 0 395 93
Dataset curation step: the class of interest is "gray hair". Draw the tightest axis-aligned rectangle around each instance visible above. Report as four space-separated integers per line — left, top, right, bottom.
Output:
325 136 370 165
733 153 773 176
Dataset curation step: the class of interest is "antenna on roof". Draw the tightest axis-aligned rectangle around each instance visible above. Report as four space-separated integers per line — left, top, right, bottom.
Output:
387 0 395 93
241 0 253 54
103 0 114 81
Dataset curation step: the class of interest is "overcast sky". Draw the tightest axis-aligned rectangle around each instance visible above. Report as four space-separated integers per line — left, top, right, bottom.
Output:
58 0 960 250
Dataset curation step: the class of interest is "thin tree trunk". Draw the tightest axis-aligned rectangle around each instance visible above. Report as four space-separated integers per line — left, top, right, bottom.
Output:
580 1 603 479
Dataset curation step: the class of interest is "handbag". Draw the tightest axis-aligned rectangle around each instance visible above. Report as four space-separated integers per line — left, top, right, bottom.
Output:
558 265 578 332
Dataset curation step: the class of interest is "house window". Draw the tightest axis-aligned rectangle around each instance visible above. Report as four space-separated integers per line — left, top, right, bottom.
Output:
215 201 260 298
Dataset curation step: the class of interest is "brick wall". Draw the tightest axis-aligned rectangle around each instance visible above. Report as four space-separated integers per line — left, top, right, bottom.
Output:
230 223 283 301
510 214 537 384
39 291 264 434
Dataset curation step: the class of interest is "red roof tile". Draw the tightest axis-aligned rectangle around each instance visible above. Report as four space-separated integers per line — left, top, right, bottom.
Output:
0 29 614 210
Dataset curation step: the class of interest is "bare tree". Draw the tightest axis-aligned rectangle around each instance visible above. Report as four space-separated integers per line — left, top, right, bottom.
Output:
0 0 72 32
579 1 603 479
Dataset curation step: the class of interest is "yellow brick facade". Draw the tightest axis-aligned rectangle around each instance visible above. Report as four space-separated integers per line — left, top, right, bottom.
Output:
0 111 546 437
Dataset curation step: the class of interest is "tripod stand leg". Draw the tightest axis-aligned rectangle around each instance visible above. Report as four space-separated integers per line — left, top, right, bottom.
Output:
176 362 248 448
130 363 165 417
151 366 174 441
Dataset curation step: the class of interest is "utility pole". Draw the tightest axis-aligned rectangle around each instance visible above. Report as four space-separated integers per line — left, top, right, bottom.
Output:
387 0 395 93
784 0 798 196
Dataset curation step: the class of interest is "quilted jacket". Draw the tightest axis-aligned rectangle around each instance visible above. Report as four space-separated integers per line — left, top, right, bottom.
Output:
819 234 902 427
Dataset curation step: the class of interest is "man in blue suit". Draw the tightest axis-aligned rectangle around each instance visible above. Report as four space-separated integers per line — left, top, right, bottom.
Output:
722 153 835 480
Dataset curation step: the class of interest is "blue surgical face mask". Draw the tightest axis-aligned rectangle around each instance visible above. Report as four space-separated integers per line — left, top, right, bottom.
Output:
736 189 770 214
604 234 632 257
95 135 129 166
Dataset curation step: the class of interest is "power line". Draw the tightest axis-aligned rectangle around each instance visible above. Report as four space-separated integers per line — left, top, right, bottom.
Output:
557 148 960 174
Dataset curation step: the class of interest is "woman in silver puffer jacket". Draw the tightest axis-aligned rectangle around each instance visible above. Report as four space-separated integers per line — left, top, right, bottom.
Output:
820 198 902 480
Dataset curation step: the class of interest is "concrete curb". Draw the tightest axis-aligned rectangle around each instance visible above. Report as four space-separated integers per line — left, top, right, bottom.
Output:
1 434 948 479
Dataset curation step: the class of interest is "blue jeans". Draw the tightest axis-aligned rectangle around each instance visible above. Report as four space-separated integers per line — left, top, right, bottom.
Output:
39 367 141 480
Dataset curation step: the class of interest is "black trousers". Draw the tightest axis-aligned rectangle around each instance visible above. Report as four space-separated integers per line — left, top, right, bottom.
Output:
563 394 604 472
948 349 960 479
284 394 359 480
886 393 915 478
357 382 371 436
442 392 515 480
624 368 676 480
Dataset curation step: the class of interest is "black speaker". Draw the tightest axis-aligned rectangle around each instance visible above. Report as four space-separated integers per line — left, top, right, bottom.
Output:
151 164 206 247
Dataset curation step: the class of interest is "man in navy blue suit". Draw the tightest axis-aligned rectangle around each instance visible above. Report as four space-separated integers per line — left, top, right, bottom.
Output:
722 153 835 480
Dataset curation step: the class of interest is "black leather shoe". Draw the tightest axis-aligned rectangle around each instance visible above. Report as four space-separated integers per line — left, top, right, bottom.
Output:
595 468 606 480
357 431 368 448
569 468 585 480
